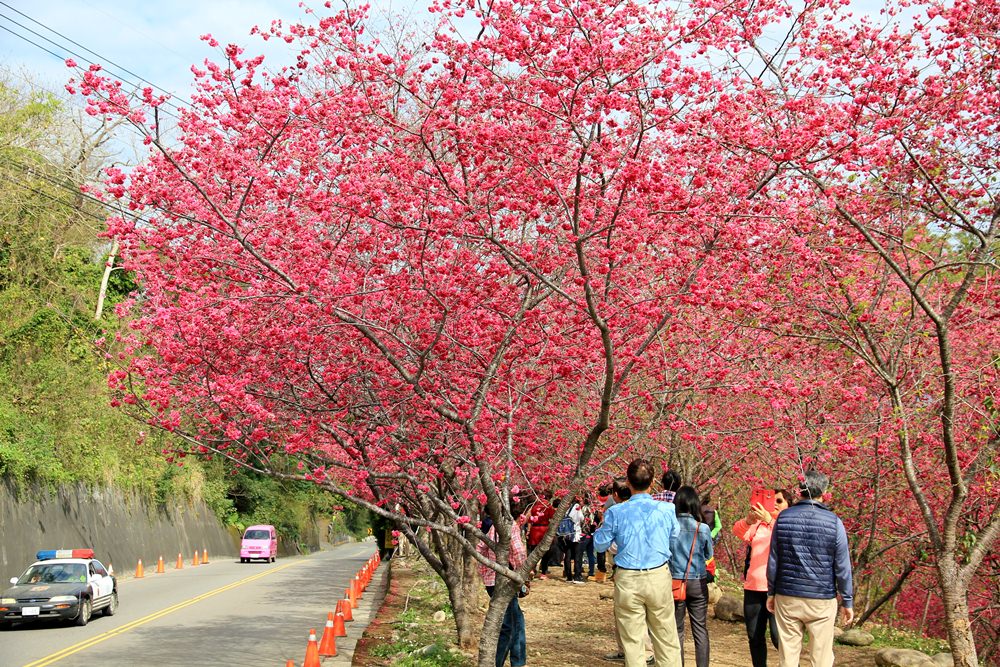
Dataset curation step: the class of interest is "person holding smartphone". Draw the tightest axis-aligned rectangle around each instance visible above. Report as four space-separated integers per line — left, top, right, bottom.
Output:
733 487 791 667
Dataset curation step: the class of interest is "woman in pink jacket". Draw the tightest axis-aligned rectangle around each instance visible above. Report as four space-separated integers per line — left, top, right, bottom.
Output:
732 488 791 667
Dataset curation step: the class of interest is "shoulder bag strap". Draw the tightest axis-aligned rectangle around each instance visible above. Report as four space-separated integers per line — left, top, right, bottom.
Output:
682 522 698 579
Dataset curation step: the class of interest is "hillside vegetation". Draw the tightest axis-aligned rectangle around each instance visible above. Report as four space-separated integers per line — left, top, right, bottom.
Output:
0 76 361 545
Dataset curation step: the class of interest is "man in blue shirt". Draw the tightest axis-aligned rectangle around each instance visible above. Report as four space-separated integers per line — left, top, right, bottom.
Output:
594 459 682 667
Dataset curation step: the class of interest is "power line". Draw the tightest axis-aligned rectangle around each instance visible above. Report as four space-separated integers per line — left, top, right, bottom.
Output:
0 10 185 120
2 153 225 236
0 154 151 229
78 0 191 64
0 2 192 111
0 22 66 63
0 170 110 226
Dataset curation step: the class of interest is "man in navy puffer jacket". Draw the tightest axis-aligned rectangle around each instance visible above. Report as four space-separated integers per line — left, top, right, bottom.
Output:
766 470 853 667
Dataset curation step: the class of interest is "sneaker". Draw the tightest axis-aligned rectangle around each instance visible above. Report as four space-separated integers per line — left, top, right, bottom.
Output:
602 652 625 662
646 657 655 665
537 573 548 580
572 578 585 584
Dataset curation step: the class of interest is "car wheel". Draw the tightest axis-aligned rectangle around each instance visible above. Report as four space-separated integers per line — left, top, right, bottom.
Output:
240 558 247 563
271 555 276 563
104 590 119 617
75 598 92 626
0 621 11 631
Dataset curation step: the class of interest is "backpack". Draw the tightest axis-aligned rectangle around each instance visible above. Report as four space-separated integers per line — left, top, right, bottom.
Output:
556 516 575 537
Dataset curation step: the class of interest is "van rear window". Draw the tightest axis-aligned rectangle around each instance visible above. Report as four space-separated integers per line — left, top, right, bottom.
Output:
244 529 271 539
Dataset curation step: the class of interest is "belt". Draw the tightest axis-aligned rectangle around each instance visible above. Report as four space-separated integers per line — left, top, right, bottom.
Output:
617 561 668 572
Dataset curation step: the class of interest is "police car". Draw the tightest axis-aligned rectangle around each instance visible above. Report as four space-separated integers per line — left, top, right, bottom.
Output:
0 549 118 629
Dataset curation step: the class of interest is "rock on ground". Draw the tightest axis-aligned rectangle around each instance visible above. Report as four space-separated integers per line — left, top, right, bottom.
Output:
874 647 937 667
713 594 744 622
837 629 875 646
929 655 952 666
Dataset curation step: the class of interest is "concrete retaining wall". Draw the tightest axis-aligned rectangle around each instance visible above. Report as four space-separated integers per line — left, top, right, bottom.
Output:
0 477 239 583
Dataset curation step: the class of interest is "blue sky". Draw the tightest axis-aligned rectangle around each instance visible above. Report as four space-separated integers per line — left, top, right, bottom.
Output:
2 0 895 115
0 0 419 104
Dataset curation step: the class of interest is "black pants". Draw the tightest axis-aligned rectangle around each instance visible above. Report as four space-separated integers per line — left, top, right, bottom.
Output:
674 577 710 667
596 549 607 573
744 589 778 667
539 541 561 574
558 536 582 580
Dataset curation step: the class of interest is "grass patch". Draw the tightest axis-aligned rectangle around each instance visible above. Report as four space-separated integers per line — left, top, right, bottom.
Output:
365 558 473 667
868 625 949 655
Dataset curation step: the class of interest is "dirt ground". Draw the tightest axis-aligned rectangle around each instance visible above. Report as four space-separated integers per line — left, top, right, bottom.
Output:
521 575 878 667
351 560 406 666
353 558 882 666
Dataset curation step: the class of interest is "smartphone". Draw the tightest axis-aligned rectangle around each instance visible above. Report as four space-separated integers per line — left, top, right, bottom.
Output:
750 488 776 514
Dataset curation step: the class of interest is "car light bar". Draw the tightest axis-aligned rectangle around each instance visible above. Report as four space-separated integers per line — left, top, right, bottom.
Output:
36 549 95 560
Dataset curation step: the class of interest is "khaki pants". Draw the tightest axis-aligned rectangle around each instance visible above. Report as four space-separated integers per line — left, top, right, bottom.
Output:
774 594 838 667
614 565 682 667
613 613 654 658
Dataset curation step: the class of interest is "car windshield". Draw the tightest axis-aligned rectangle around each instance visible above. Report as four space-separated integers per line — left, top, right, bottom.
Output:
18 563 87 584
244 529 271 540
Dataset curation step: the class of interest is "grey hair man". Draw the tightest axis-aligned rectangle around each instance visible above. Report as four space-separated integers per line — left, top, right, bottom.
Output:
766 470 853 667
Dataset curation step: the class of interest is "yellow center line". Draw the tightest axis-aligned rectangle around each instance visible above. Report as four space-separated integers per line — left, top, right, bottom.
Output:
22 559 305 667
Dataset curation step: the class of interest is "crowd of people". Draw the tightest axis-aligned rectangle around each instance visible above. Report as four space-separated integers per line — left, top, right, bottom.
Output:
479 460 854 667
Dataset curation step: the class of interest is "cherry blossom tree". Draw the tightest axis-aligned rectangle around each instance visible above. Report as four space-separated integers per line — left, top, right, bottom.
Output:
72 0 998 663
73 0 798 661
701 0 1000 661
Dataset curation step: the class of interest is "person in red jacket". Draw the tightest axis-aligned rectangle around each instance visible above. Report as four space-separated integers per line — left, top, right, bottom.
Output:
526 490 557 578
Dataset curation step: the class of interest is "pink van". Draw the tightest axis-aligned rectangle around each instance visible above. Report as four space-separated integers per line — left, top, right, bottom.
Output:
240 525 277 563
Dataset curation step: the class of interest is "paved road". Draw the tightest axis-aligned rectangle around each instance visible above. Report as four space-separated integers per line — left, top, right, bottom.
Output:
2 542 384 667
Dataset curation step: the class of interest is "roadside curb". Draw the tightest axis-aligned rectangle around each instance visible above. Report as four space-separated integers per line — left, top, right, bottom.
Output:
349 558 398 665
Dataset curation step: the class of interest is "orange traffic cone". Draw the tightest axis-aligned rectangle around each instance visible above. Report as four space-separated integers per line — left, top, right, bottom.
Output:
354 576 364 598
202 548 209 564
176 553 183 570
319 612 339 656
303 628 320 667
156 556 165 574
333 610 347 638
347 585 358 609
135 559 144 578
285 661 295 667
338 597 353 622
193 551 200 567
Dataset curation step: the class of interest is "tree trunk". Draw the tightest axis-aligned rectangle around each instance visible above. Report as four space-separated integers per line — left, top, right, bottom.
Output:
94 237 119 320
938 562 979 667
444 549 481 649
478 577 517 667
856 559 915 627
